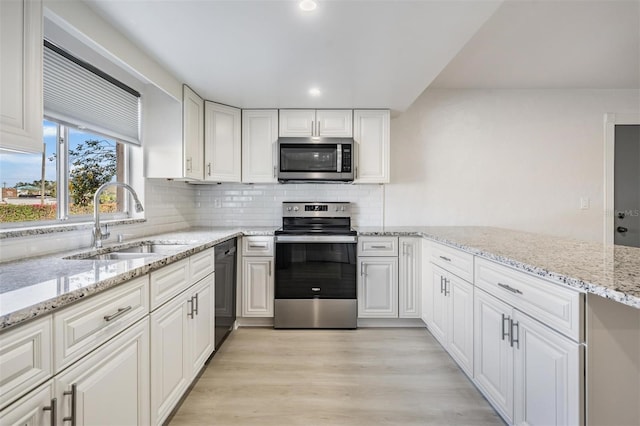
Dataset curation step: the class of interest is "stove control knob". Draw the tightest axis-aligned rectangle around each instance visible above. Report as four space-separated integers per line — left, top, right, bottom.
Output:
286 207 292 211
293 206 299 211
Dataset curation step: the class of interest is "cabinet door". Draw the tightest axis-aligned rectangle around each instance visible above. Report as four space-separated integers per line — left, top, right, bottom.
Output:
353 110 390 183
357 257 398 318
473 289 514 423
151 296 190 425
279 109 315 137
55 319 150 426
429 265 448 347
242 110 278 183
242 257 274 317
513 312 582 426
447 275 474 376
182 85 204 180
317 110 353 137
0 0 43 153
190 275 215 375
204 102 241 182
0 381 54 426
399 238 421 318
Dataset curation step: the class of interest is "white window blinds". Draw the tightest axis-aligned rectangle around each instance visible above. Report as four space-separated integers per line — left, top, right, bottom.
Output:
43 41 141 145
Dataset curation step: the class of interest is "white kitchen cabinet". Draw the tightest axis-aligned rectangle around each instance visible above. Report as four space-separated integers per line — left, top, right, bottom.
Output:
189 275 215 376
204 101 241 182
182 85 204 180
353 110 390 183
513 311 582 426
55 318 150 426
430 264 474 376
357 257 398 318
0 381 54 426
279 109 352 137
399 237 421 318
150 272 215 425
0 315 52 410
241 257 274 317
474 288 514 423
242 109 278 183
150 291 190 425
473 286 583 426
0 0 43 153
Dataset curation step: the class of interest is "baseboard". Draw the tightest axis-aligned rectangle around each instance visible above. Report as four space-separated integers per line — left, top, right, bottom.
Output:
357 318 427 328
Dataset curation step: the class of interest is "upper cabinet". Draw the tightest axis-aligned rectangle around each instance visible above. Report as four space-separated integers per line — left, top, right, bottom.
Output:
204 101 241 182
0 0 43 153
242 110 278 183
354 109 390 184
279 109 352 138
182 85 204 180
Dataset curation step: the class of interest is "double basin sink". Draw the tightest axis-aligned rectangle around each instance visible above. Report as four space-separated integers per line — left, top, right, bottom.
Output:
64 241 193 261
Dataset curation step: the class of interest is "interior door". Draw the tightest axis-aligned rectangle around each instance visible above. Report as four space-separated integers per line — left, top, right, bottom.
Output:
614 124 640 247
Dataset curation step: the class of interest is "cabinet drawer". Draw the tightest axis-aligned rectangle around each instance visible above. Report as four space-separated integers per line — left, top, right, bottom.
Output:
53 275 149 372
0 316 52 410
150 258 190 310
358 237 398 256
242 236 273 256
430 242 473 283
475 257 584 341
190 248 215 283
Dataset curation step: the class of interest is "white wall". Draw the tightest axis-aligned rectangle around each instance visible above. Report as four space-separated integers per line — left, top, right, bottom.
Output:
386 88 640 241
194 183 384 228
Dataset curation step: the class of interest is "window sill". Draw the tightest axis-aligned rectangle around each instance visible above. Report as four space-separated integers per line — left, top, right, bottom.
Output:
0 218 147 240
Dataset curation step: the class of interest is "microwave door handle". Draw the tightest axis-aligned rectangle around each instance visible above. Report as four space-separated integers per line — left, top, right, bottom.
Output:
336 144 342 173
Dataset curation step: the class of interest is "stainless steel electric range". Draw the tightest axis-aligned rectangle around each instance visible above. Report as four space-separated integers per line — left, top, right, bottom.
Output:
274 202 357 329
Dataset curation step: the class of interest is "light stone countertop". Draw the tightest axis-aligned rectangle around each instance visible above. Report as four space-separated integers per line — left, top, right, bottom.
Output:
2 225 639 332
0 227 276 331
358 226 640 309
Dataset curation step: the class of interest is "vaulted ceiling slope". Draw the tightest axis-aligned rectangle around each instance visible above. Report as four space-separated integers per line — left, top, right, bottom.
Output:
84 0 503 112
432 0 640 89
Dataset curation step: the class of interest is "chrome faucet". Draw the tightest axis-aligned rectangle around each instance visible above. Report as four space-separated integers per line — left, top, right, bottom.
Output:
92 182 144 248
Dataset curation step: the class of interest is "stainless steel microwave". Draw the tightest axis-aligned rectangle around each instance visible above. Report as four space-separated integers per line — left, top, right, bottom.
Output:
277 137 354 183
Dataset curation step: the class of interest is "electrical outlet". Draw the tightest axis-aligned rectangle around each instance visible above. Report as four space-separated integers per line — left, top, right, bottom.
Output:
214 198 222 208
580 197 590 210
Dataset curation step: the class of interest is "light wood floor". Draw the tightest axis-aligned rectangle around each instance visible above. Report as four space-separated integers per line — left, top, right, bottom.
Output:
169 327 504 426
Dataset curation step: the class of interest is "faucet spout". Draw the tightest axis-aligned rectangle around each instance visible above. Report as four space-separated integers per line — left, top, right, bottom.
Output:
93 182 144 248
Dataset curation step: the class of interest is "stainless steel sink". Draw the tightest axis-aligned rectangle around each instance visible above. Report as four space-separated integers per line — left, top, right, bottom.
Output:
64 241 193 260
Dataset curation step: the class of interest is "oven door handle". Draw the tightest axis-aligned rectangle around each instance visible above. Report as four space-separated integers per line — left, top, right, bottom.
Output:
275 235 358 243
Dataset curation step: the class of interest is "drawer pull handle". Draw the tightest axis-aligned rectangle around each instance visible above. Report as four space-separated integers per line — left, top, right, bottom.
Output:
510 320 520 349
439 255 451 262
43 398 57 426
501 314 511 341
311 287 321 292
63 384 76 425
371 245 388 249
249 243 267 248
104 306 132 322
498 283 523 295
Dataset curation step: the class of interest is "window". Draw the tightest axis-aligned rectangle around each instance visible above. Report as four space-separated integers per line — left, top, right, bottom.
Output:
0 119 129 225
0 39 141 227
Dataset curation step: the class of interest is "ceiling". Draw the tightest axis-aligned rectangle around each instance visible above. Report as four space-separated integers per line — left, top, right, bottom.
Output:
84 0 639 113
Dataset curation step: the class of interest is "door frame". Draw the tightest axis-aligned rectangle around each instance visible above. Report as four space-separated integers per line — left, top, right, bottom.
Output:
603 113 640 244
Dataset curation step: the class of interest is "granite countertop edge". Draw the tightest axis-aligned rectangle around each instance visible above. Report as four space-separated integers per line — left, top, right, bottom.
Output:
358 229 640 310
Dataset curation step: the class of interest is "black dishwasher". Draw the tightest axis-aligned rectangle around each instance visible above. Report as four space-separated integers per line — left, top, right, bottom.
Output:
214 238 237 348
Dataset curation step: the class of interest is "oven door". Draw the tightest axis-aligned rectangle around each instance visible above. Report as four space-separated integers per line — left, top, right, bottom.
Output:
275 236 357 299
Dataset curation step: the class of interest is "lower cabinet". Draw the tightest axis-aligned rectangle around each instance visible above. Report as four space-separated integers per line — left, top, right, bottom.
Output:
242 257 274 317
54 318 150 426
150 275 215 425
357 257 398 318
429 264 474 376
0 381 55 426
474 288 582 425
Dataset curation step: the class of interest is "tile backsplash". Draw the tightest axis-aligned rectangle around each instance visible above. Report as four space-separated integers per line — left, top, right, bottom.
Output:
194 183 384 228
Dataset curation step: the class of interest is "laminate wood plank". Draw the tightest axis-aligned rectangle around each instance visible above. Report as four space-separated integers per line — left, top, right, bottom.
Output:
170 328 503 425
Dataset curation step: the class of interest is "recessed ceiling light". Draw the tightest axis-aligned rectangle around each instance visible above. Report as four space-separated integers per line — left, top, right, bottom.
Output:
309 87 321 96
299 0 317 12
